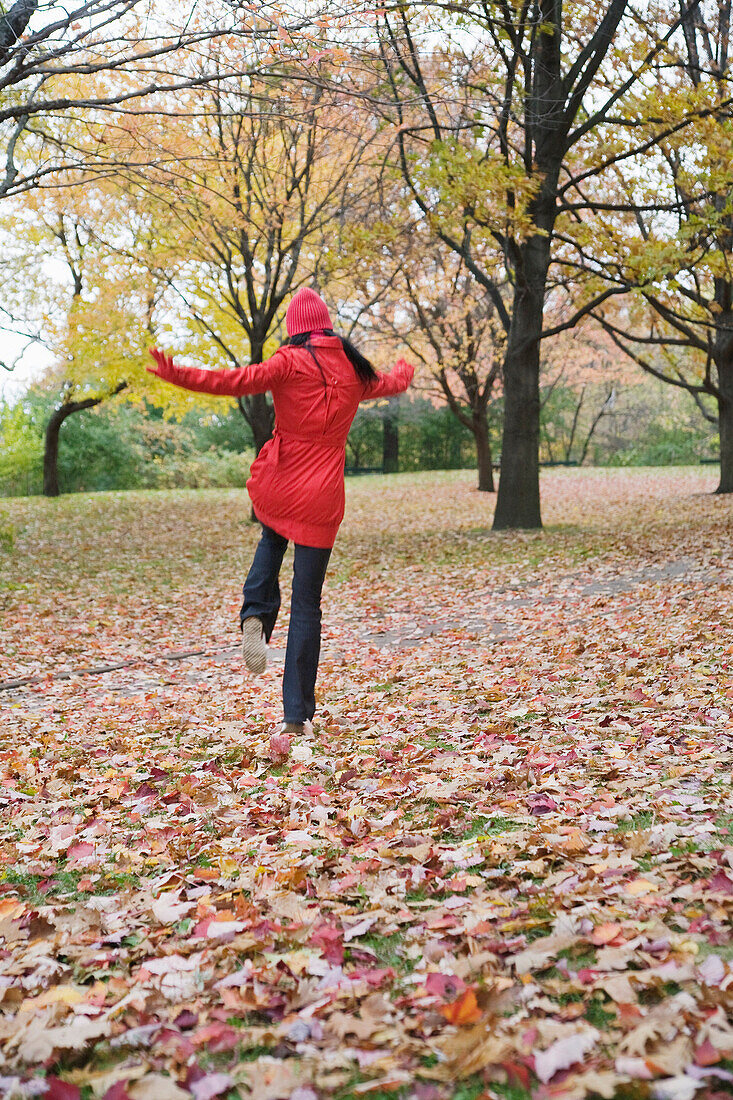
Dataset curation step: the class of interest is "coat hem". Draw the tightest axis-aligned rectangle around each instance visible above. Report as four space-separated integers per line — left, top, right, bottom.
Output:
249 494 337 549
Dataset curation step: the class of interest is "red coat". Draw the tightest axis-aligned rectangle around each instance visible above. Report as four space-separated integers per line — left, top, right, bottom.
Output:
152 335 414 547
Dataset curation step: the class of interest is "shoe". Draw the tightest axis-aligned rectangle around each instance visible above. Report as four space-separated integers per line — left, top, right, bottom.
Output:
242 616 267 675
281 720 314 739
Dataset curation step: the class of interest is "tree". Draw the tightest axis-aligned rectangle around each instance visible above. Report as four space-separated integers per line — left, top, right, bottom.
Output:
537 312 635 465
116 60 380 454
42 380 127 496
579 1 733 492
382 245 503 491
3 183 179 494
329 170 504 490
381 396 400 473
0 1 309 203
407 258 503 492
374 0 704 527
40 204 158 495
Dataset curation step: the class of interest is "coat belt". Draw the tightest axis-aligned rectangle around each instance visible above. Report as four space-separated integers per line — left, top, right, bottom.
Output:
274 428 344 449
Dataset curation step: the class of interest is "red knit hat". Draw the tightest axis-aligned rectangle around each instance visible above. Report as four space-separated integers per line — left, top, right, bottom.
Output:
286 287 332 337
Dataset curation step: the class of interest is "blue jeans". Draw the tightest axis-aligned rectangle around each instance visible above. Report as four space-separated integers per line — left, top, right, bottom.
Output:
240 524 331 724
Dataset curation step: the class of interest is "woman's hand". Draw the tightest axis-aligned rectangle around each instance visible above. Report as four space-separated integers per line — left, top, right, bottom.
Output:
147 347 177 378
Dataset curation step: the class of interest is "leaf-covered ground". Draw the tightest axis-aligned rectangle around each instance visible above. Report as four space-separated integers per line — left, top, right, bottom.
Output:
1 468 732 1100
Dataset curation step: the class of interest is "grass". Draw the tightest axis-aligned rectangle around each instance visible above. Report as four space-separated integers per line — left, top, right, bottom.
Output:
445 814 523 843
616 810 655 832
585 996 617 1028
557 945 598 969
331 1074 509 1100
348 931 416 973
0 867 141 904
696 941 733 961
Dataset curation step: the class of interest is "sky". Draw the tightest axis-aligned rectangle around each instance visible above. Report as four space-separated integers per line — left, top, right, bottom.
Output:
0 335 52 404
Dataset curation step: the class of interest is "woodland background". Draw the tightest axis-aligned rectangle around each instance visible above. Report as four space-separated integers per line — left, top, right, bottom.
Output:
0 0 731 520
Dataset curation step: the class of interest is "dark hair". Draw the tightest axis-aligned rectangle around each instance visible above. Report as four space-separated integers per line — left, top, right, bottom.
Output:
284 329 378 385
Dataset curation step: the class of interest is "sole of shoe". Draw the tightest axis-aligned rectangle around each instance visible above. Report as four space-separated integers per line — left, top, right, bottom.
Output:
242 617 267 675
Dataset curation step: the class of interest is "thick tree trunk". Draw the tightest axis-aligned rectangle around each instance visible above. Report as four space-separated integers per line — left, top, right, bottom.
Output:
493 241 548 528
716 389 733 493
237 339 276 521
43 383 126 497
43 407 67 497
237 339 275 456
713 314 733 491
473 411 494 492
382 396 399 473
0 0 37 66
492 0 570 526
247 392 275 455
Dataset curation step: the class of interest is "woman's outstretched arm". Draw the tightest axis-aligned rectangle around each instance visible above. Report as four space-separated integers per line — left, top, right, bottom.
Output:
147 348 290 396
362 358 415 401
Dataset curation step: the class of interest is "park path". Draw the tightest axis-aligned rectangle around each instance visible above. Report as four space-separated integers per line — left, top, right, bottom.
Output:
2 554 718 703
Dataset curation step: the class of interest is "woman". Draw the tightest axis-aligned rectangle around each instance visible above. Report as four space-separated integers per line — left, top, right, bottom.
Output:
148 287 414 738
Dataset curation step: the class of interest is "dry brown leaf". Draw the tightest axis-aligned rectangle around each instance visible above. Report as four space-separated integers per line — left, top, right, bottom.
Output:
432 1021 511 1078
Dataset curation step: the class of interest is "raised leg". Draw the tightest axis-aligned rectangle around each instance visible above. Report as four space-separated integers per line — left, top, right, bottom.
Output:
240 524 288 642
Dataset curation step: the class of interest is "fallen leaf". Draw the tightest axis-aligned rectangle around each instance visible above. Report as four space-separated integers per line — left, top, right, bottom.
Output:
439 988 482 1026
534 1028 600 1084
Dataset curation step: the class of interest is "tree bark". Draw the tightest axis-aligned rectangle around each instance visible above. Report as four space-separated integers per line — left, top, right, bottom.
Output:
492 0 564 529
382 396 399 473
43 406 69 497
473 411 494 492
716 367 733 493
43 382 127 497
236 339 275 456
241 392 274 454
0 0 36 66
493 238 548 528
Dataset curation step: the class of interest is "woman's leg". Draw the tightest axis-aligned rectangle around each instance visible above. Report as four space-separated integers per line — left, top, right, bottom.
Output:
240 525 288 642
282 543 331 724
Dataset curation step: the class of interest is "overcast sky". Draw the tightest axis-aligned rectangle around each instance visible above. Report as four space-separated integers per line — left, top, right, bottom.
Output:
1 335 52 403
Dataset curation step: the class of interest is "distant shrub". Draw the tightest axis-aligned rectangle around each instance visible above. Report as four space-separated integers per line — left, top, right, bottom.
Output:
140 449 254 489
0 401 43 496
0 392 255 496
587 380 717 467
347 398 479 472
604 432 717 467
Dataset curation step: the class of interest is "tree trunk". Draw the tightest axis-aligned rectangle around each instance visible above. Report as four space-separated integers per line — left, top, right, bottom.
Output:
565 386 585 462
236 340 276 521
716 388 733 493
493 243 547 528
473 411 494 492
43 383 126 497
236 393 273 522
382 396 399 473
43 406 67 497
237 338 275 456
579 386 614 466
714 323 733 491
0 0 37 66
247 392 275 454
